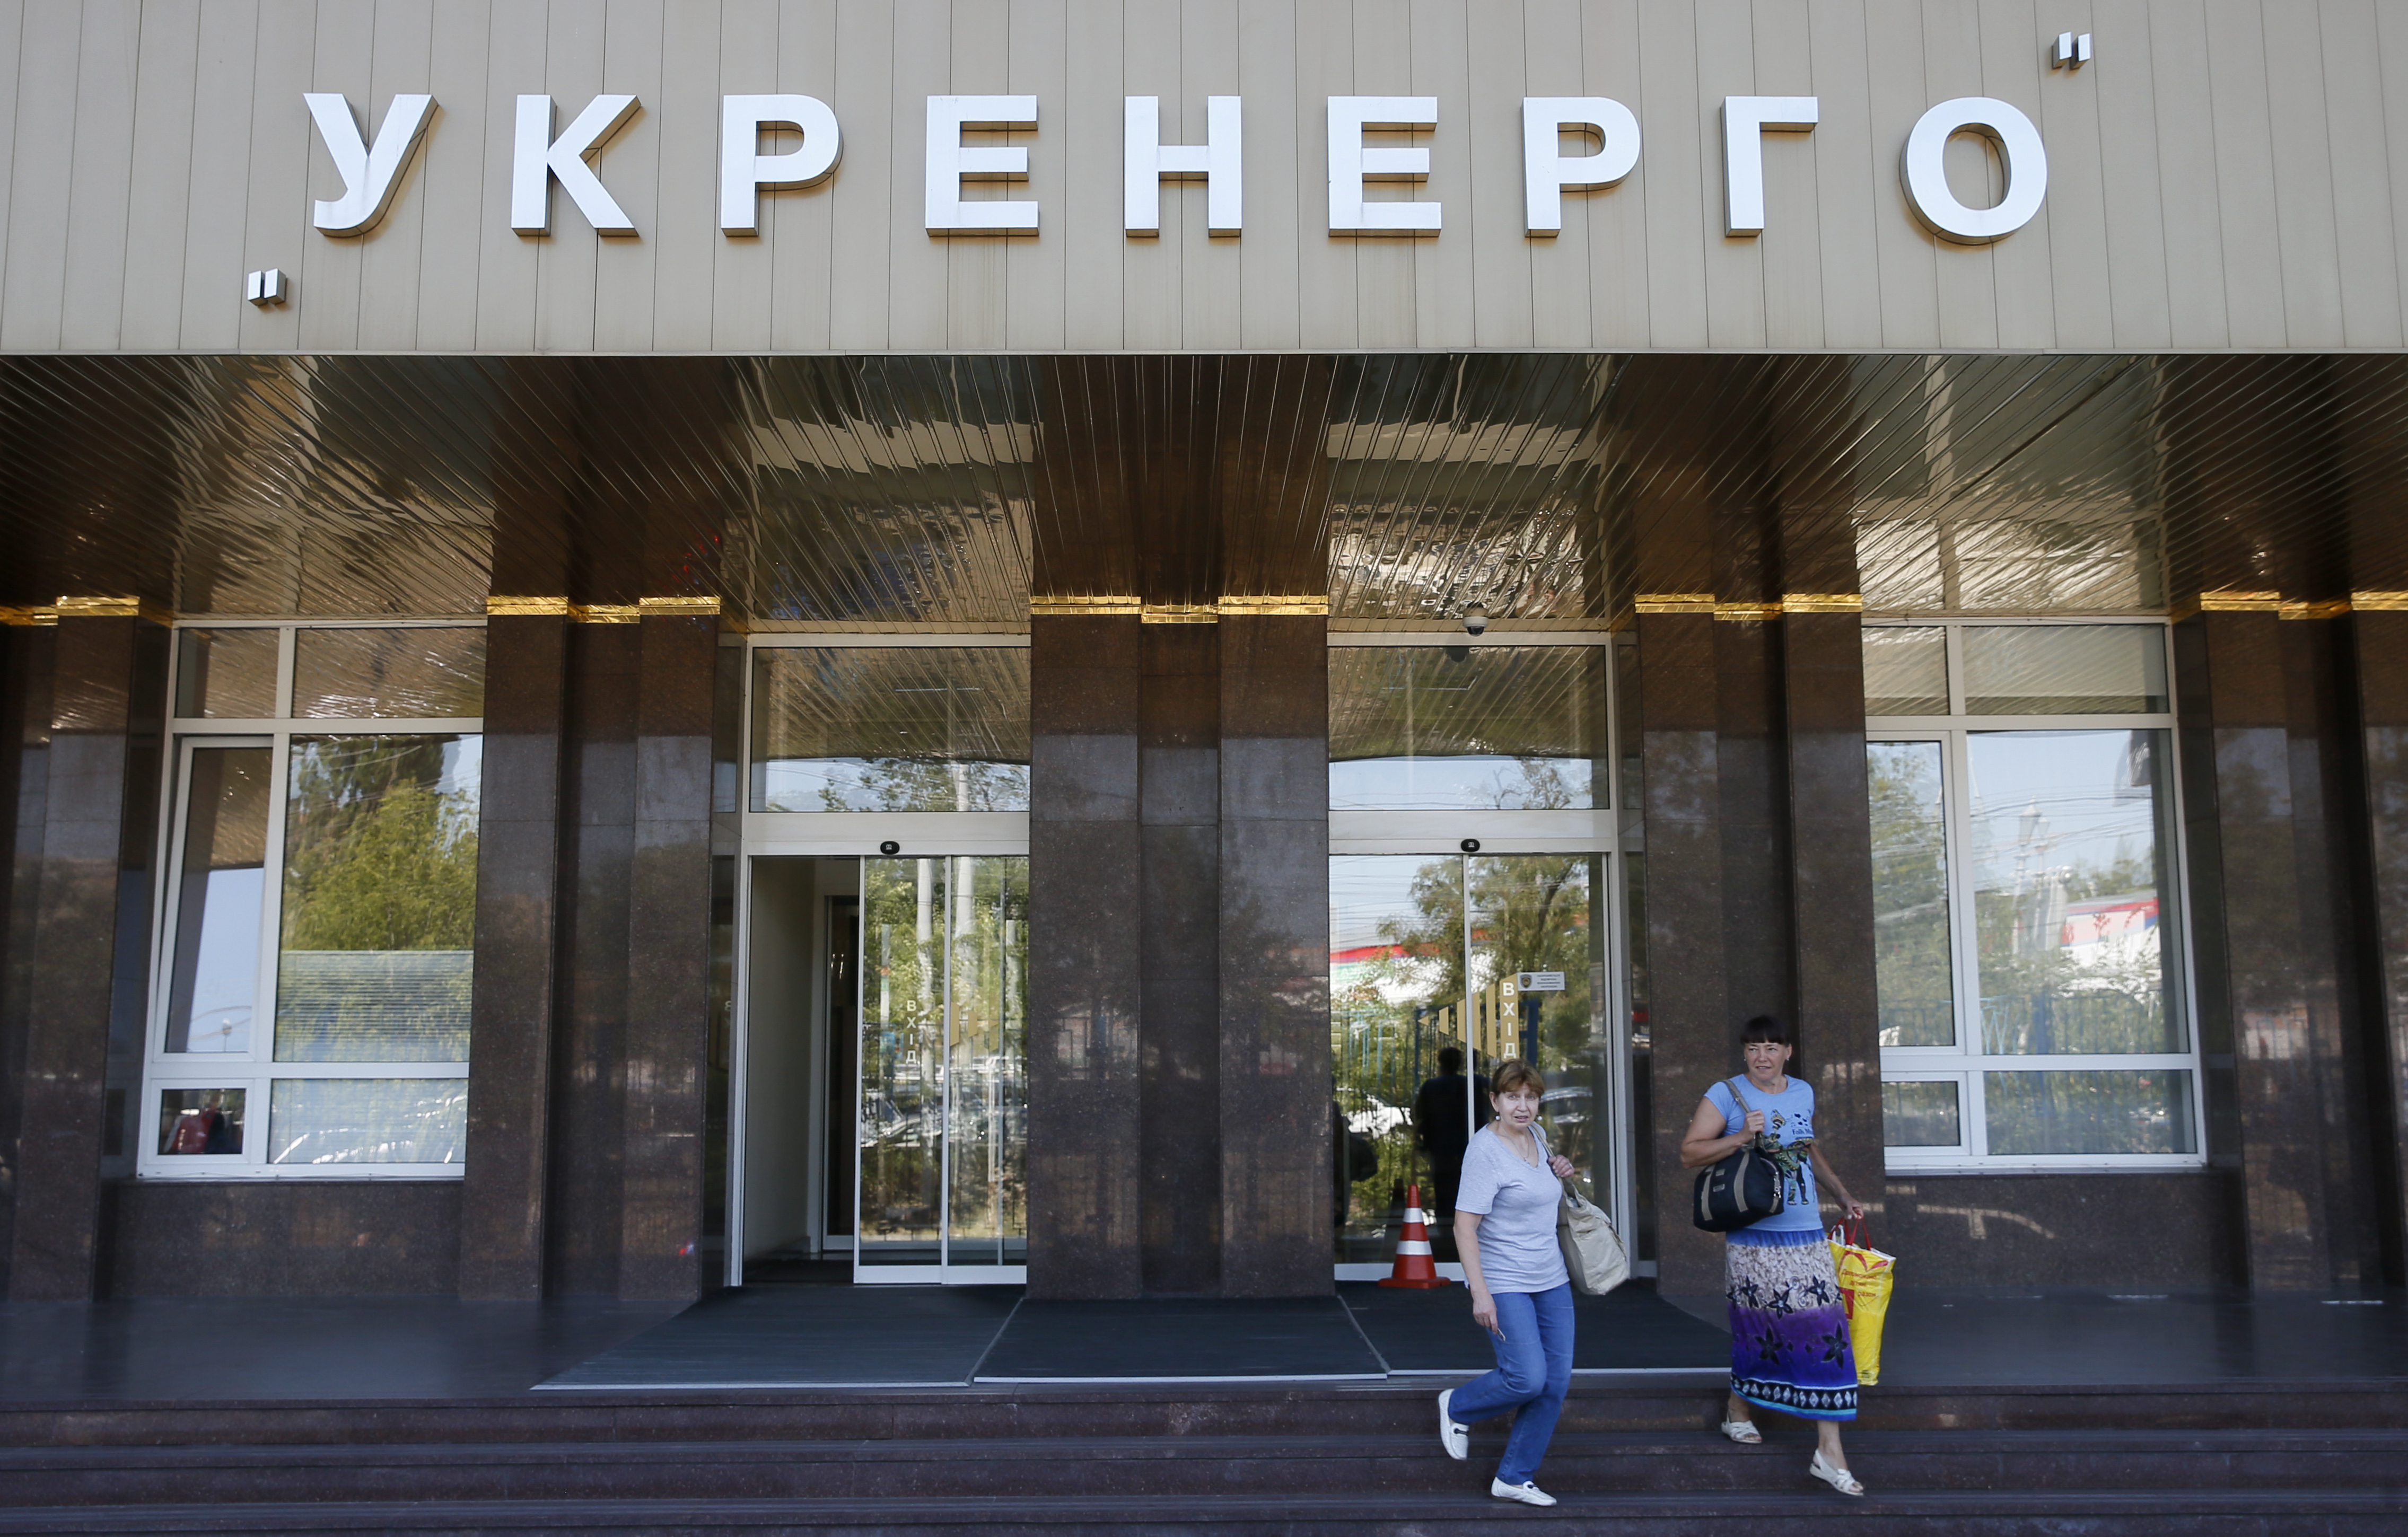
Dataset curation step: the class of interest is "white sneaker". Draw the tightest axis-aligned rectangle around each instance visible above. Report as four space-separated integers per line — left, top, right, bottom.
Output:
1437 1389 1468 1460
1490 1478 1558 1506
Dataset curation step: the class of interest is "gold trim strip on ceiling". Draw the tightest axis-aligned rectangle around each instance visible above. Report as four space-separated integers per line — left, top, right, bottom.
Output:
1713 602 1783 623
2351 591 2408 612
2193 590 2284 612
487 595 571 616
0 606 58 627
1030 595 1142 617
640 595 722 615
1782 593 1864 614
1142 603 1220 625
1218 595 1329 616
1633 593 1714 614
52 595 172 624
2280 599 2351 621
570 603 642 624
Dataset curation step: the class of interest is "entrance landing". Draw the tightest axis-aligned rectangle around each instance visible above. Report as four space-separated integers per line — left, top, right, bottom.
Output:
535 1283 1731 1390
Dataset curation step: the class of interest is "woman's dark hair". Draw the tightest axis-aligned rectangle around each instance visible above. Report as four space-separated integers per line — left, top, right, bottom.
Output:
1739 1015 1793 1047
1490 1058 1545 1098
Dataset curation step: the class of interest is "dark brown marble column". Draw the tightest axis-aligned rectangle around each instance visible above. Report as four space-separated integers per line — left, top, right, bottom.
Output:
616 609 719 1301
7 614 166 1301
458 612 570 1299
1026 616 1144 1298
1140 624 1221 1294
1216 613 1329 1297
2352 609 2408 1282
0 623 52 1289
1636 612 1730 1296
2174 611 2332 1288
545 621 638 1295
1778 610 1884 1204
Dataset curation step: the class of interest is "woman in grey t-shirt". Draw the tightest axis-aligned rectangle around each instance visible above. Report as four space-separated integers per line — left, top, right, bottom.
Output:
1435 1058 1577 1507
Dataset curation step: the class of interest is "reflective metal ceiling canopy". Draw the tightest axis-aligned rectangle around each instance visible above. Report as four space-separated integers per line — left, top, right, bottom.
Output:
2 353 2404 626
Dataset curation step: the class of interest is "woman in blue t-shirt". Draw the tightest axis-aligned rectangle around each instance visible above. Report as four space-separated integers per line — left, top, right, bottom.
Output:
1679 1015 1869 1497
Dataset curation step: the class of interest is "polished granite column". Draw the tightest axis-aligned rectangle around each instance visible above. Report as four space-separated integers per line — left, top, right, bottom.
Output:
1217 614 1330 1297
1140 624 1221 1294
7 614 165 1301
1713 617 1793 1034
458 612 570 1300
0 623 51 1289
545 621 638 1296
1780 611 1884 1191
2352 609 2408 1280
1636 612 1731 1296
616 610 719 1302
2174 611 2332 1288
1026 616 1144 1298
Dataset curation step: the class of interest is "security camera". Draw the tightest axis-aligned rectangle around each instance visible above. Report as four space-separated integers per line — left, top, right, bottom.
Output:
1462 604 1488 637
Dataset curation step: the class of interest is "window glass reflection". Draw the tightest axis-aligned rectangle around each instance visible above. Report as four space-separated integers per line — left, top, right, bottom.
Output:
1969 730 2182 1056
1328 646 1607 811
158 1088 246 1154
276 736 480 1062
751 648 1030 813
1983 1069 2195 1156
176 630 280 719
946 857 1028 1268
1867 742 1954 1047
164 746 270 1055
1862 626 1948 715
293 628 486 718
1880 1081 1960 1147
267 1078 466 1164
1962 625 2167 714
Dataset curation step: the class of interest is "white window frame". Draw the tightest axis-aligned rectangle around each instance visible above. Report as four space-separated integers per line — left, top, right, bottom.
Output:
1866 617 2208 1175
1325 632 1641 1277
137 620 483 1181
728 632 1032 1288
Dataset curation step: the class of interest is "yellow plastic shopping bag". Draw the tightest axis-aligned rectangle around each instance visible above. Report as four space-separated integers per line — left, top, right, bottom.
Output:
1829 1220 1895 1387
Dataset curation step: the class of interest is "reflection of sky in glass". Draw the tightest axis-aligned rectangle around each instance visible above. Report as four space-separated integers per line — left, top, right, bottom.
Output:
180 867 261 1052
1328 646 1604 811
1967 731 2157 898
1329 855 1450 1005
1330 756 1590 811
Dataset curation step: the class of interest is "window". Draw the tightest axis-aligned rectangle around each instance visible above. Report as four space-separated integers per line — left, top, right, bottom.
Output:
142 625 483 1178
1865 621 2201 1171
750 647 1029 813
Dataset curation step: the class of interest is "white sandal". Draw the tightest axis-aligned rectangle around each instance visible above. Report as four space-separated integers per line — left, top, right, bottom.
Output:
1809 1450 1864 1496
1719 1419 1761 1445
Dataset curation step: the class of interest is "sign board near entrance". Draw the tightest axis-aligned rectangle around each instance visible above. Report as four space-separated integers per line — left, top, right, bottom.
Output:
0 0 2397 358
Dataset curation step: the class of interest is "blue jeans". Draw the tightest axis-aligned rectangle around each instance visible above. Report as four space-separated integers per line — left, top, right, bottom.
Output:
1447 1283 1574 1485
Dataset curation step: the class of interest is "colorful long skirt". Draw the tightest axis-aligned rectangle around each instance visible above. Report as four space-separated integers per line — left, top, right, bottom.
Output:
1726 1226 1858 1420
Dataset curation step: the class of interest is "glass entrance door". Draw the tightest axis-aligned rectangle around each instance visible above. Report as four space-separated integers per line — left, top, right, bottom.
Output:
1330 851 1619 1272
855 854 1028 1280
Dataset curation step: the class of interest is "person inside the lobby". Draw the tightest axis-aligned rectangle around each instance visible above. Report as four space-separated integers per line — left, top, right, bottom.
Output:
1681 1015 1870 1497
1435 1058 1577 1507
1411 1047 1491 1257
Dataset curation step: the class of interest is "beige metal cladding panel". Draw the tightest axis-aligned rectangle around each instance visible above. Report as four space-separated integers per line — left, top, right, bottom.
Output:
3 0 2402 354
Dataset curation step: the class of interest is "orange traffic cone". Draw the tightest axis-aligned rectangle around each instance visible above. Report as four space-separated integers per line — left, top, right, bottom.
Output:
1379 1183 1453 1288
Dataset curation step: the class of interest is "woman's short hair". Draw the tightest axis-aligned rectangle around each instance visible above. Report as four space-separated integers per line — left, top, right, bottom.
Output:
1490 1058 1545 1098
1740 1015 1794 1047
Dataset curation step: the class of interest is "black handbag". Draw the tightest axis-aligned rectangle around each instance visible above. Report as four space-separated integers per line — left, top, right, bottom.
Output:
1692 1078 1787 1233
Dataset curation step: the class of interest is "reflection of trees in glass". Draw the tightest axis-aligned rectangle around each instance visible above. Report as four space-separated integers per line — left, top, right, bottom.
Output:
276 736 479 1063
815 759 1030 813
859 858 945 1252
948 857 1028 1262
1867 743 1953 1047
1984 1069 2194 1156
282 737 478 952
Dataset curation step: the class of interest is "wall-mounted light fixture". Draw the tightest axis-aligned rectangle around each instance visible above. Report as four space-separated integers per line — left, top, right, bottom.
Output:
244 268 287 305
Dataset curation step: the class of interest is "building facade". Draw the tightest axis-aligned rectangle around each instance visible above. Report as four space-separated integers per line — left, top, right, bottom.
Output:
1 0 2405 1306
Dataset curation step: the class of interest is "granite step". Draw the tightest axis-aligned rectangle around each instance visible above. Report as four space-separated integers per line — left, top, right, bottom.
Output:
0 1427 2402 1507
0 1486 2403 1535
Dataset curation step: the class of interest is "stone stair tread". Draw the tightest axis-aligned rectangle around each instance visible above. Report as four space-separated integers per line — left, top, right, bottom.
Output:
1 1486 2405 1533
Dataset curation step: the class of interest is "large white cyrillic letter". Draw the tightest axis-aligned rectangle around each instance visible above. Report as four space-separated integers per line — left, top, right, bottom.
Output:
305 93 435 235
1521 97 1640 235
720 95 842 234
1124 95 1241 235
511 94 641 234
925 96 1039 234
1720 95 1818 235
1328 96 1439 235
1901 98 2048 244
